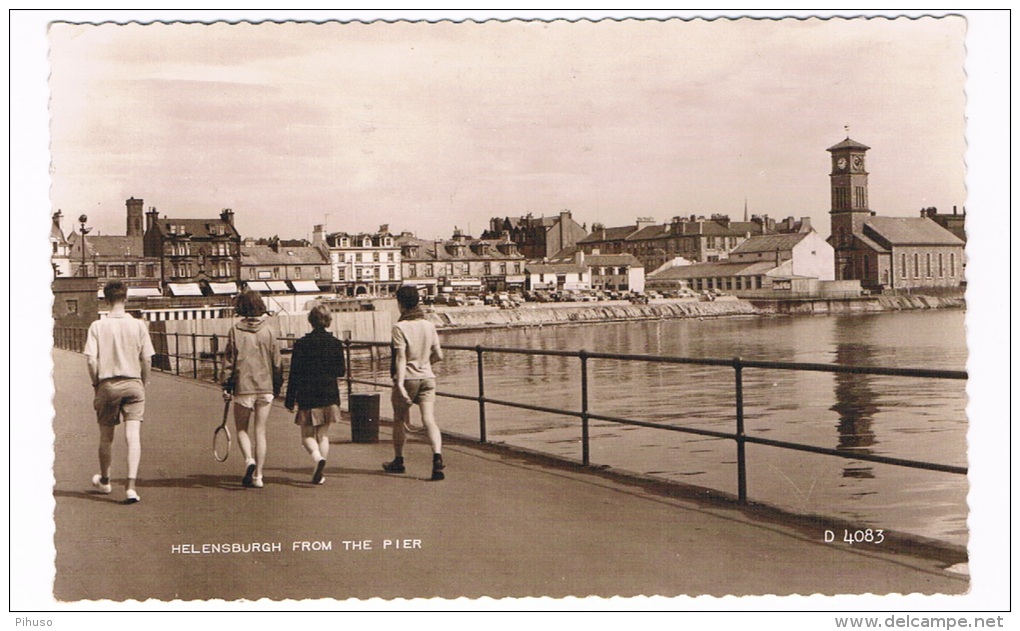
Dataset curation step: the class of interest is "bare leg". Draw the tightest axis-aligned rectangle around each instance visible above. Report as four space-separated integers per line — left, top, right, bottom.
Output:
301 424 322 462
317 425 330 461
98 424 115 481
418 400 442 455
251 401 272 479
123 420 142 493
234 403 254 465
391 400 408 459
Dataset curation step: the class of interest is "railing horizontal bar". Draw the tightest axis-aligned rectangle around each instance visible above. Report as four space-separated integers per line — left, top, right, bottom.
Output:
479 396 584 418
741 434 968 475
586 412 735 440
439 343 965 380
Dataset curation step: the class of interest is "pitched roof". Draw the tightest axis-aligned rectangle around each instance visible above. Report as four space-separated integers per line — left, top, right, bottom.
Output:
730 232 809 254
827 137 871 152
525 262 587 275
577 225 641 243
863 217 964 246
583 253 644 268
153 217 239 239
625 224 670 241
240 244 329 266
69 235 146 258
648 260 778 279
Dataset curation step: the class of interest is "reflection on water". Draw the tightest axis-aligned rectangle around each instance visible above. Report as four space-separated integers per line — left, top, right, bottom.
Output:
831 325 880 479
360 309 968 545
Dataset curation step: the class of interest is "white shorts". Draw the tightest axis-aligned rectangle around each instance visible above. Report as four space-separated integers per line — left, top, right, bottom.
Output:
233 393 274 409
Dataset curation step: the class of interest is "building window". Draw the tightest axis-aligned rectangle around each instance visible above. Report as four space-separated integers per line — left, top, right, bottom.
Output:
424 264 433 277
66 299 78 315
484 262 492 275
294 268 301 279
913 253 919 278
388 265 396 280
949 253 956 277
314 267 321 280
926 253 932 277
336 268 346 281
387 252 395 262
98 264 108 277
273 267 280 279
258 270 271 280
901 253 907 278
373 252 380 263
938 253 944 277
146 264 156 278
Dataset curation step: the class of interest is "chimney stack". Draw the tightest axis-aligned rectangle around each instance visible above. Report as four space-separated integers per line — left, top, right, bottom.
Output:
126 197 144 237
220 208 235 225
146 206 159 232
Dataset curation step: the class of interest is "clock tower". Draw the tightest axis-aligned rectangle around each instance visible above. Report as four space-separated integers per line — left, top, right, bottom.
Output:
827 137 871 279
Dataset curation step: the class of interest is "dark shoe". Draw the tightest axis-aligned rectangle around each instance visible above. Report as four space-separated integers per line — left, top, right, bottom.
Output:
312 459 326 485
382 459 405 474
431 454 445 481
242 461 256 487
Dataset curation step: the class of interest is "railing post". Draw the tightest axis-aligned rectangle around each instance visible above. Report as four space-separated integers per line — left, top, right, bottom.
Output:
342 332 353 400
211 334 219 383
476 345 487 444
192 332 198 379
580 349 590 467
733 356 747 504
174 332 180 376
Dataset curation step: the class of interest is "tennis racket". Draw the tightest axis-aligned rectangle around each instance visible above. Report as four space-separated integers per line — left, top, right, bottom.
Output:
213 399 231 462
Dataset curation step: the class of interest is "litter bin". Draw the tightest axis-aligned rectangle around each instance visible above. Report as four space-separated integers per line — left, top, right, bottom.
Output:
350 393 380 443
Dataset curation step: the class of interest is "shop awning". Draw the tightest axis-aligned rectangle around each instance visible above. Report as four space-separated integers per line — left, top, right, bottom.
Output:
128 287 162 298
290 280 321 293
245 281 271 292
168 283 203 297
267 281 290 293
208 282 239 295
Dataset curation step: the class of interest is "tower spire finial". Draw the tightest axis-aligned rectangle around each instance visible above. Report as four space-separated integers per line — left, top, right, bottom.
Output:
844 124 850 139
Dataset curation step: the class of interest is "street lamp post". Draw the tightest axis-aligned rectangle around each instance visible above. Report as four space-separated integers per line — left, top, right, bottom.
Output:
78 214 92 277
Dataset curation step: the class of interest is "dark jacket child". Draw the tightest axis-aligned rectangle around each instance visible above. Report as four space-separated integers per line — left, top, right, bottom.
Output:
285 305 346 484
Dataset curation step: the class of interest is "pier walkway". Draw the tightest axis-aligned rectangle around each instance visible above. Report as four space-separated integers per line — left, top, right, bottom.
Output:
51 349 966 602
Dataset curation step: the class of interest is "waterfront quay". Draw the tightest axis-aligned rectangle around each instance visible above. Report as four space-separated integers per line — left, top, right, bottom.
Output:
50 349 967 601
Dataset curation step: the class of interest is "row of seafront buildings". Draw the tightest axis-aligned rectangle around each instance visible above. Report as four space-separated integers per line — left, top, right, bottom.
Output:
51 136 966 324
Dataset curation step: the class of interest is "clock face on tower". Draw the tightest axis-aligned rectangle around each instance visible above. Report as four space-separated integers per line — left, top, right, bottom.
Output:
852 155 863 170
836 157 847 171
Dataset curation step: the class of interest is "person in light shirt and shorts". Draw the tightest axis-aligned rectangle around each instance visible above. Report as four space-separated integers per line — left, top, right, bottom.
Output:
383 285 446 481
84 281 155 504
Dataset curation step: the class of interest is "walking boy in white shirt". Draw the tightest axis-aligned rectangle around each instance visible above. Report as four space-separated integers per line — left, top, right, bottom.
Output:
83 281 155 503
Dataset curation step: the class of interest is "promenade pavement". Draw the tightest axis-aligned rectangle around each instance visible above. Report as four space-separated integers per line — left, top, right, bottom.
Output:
50 349 967 602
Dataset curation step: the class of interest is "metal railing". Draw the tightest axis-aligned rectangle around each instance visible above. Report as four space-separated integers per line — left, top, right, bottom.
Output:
342 340 967 504
53 326 967 505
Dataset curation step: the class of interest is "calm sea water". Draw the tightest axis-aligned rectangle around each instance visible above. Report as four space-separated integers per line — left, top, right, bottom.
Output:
363 309 969 545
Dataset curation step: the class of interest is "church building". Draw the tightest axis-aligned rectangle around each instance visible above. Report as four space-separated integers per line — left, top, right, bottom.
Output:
827 137 965 291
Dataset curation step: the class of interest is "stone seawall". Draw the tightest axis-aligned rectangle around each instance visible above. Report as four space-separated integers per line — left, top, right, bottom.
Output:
428 300 758 330
748 294 965 316
429 294 965 330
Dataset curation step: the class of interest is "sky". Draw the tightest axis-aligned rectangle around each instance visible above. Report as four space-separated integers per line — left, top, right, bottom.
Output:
46 13 968 242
